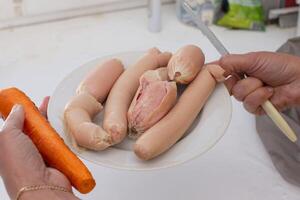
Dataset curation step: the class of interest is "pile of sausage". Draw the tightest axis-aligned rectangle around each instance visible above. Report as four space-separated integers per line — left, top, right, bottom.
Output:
64 45 226 160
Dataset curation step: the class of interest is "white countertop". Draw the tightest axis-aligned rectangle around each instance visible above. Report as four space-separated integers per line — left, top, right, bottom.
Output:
1 4 300 200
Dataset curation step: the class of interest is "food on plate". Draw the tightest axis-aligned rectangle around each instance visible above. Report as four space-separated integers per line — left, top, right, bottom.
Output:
64 58 124 151
134 64 225 160
128 68 177 139
77 58 124 102
167 45 205 84
207 64 226 82
61 45 224 161
103 48 172 144
139 67 169 82
0 87 95 194
64 93 111 150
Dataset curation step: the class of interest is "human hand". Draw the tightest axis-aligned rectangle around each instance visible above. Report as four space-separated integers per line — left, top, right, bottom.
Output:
218 52 300 114
0 97 78 200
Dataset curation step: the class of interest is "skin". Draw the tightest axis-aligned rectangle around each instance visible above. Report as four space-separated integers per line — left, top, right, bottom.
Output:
216 52 300 115
64 93 111 150
134 65 225 160
0 97 79 200
65 59 124 151
127 69 177 139
138 67 169 82
77 58 124 103
103 48 172 144
168 45 205 84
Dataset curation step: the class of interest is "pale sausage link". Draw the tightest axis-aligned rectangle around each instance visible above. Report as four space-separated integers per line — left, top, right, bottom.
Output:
64 59 124 150
103 48 172 145
134 64 225 160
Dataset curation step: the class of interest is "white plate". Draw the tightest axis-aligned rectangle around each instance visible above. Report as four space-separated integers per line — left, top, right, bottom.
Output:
48 51 232 171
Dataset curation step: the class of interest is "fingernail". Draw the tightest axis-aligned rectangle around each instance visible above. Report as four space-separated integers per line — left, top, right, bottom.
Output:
12 104 22 112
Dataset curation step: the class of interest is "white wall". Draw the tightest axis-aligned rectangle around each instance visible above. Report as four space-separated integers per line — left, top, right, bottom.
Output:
22 0 122 15
0 0 174 29
0 0 130 20
0 0 174 20
0 0 15 19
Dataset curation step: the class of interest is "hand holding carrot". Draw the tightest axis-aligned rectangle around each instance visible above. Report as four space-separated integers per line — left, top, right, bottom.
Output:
0 98 80 200
0 88 96 195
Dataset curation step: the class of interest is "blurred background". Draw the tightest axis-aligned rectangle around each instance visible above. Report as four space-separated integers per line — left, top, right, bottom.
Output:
0 0 299 32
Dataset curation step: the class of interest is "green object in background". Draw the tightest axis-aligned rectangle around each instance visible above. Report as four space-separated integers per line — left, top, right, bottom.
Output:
217 0 265 31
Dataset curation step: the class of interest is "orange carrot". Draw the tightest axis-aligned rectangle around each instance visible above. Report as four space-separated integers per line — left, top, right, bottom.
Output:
0 87 95 194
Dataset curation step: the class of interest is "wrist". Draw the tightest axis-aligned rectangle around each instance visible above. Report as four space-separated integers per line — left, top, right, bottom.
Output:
18 186 78 200
2 173 46 200
20 189 57 200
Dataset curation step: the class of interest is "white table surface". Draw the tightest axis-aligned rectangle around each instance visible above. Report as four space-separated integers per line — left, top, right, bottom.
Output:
1 4 300 200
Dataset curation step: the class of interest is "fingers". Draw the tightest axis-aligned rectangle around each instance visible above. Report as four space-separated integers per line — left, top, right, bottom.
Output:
231 77 263 101
226 77 273 115
212 52 300 114
269 85 297 111
225 76 294 114
224 75 239 94
218 53 259 75
39 96 50 119
243 87 274 114
216 52 264 95
1 105 25 132
46 168 73 192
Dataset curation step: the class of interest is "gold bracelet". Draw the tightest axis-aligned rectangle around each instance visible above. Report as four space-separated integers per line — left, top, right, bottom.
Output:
15 185 70 200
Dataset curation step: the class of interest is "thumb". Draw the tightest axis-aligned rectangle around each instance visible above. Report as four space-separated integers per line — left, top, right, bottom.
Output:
1 104 25 132
218 53 259 75
39 96 50 119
